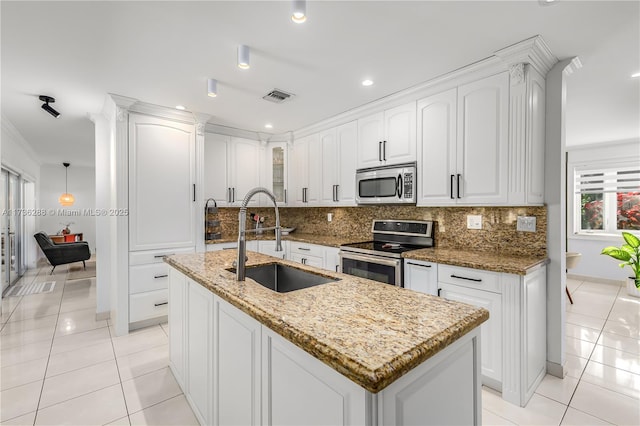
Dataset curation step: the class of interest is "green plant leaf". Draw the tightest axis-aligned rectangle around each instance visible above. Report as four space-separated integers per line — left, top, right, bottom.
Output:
622 232 640 249
602 247 632 261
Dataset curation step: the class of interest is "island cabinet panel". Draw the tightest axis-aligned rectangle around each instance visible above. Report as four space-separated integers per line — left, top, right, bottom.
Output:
186 279 214 425
261 328 370 426
378 329 481 426
214 296 261 426
168 268 186 389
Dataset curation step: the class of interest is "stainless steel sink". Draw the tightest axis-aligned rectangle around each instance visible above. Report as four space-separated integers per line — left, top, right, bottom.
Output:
229 263 340 293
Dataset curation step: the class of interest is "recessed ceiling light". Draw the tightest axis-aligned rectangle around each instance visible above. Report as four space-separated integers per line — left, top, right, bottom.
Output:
265 123 273 129
632 72 640 78
362 79 374 87
175 105 186 110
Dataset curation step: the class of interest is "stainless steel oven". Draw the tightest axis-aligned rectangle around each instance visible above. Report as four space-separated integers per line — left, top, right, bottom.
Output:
340 251 402 286
339 220 434 287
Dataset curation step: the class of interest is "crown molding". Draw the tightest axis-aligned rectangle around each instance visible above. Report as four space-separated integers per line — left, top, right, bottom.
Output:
1 113 42 168
204 122 264 141
494 35 558 76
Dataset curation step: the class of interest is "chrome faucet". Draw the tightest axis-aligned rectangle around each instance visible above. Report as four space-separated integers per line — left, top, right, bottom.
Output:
236 187 282 281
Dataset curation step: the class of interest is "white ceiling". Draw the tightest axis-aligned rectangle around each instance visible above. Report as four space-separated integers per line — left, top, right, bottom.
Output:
2 1 639 167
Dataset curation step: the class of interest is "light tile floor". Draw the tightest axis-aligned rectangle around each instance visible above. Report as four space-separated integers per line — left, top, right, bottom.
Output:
0 265 198 425
1 266 638 425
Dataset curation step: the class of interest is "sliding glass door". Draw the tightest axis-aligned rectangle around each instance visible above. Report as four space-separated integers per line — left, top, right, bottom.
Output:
1 168 24 293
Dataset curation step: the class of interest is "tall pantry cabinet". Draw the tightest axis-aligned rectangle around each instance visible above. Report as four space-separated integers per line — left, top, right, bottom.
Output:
128 113 197 328
106 97 199 336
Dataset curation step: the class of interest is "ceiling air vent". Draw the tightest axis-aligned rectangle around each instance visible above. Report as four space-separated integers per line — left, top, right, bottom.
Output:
262 89 294 103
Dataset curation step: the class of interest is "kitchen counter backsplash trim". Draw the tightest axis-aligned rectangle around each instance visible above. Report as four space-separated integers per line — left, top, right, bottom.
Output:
215 205 547 257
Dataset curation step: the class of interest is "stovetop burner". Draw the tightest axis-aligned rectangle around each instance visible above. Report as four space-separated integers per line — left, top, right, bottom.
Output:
339 220 435 258
340 241 427 258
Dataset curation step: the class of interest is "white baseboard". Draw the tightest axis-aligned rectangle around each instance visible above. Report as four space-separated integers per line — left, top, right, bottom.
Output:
567 273 624 286
546 360 565 379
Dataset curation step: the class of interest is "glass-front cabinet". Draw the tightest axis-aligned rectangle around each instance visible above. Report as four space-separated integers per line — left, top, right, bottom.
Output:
266 142 288 205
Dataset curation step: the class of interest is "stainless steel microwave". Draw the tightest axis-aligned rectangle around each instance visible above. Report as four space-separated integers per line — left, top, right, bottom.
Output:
355 162 417 205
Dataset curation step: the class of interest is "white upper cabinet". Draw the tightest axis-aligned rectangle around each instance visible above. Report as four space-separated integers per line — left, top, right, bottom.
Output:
320 121 357 206
230 137 261 205
204 133 230 206
417 73 509 206
129 114 195 251
456 73 509 205
417 88 458 205
204 134 261 206
293 134 321 206
357 102 416 169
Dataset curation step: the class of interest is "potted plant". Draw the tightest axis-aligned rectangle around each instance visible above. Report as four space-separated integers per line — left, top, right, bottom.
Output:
601 232 640 297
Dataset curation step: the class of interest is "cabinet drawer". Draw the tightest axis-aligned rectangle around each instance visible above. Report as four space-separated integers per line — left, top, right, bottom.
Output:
438 265 500 293
289 243 324 258
130 247 194 265
130 263 169 294
130 289 168 323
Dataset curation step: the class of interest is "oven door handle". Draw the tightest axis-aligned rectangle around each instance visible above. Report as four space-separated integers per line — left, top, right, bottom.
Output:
339 251 402 269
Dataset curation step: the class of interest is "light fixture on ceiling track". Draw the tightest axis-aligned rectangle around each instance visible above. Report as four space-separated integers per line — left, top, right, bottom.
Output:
238 45 250 69
291 0 307 23
207 79 218 97
59 162 75 207
39 95 60 118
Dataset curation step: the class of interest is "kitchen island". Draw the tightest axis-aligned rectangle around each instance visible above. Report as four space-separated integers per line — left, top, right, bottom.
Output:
166 250 488 426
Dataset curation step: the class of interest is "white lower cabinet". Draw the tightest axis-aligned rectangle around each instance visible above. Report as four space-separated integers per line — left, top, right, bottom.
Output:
289 242 326 269
257 240 288 259
436 263 547 406
439 282 503 386
214 297 261 426
186 279 214 425
261 327 369 426
403 260 438 295
169 267 481 425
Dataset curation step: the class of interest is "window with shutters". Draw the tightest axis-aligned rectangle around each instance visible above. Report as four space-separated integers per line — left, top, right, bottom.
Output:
574 163 640 234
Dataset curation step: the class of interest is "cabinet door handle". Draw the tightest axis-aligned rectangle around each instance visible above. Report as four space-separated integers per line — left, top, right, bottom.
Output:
232 187 235 203
451 274 482 283
154 254 175 258
407 262 431 268
297 247 311 251
284 189 287 204
227 188 231 203
383 140 387 161
301 258 306 265
154 274 169 279
193 184 196 202
335 184 339 202
154 302 168 307
450 175 455 199
335 265 339 272
378 141 382 161
456 174 461 199
437 288 442 297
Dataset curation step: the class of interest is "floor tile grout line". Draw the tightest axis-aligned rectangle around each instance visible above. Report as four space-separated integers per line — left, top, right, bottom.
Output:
561 282 627 424
107 321 132 426
33 265 70 425
125 392 185 417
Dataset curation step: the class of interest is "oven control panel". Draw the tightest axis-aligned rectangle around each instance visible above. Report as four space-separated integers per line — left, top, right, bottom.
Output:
372 220 433 237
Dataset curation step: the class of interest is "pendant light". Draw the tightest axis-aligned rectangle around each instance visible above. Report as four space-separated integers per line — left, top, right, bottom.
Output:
291 0 307 23
58 162 75 206
237 45 250 69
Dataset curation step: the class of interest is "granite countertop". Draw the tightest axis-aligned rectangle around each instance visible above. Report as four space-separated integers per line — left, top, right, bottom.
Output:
165 250 488 393
205 232 357 248
403 248 548 275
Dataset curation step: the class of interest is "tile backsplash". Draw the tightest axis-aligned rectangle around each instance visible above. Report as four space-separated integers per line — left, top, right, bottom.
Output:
216 205 547 257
